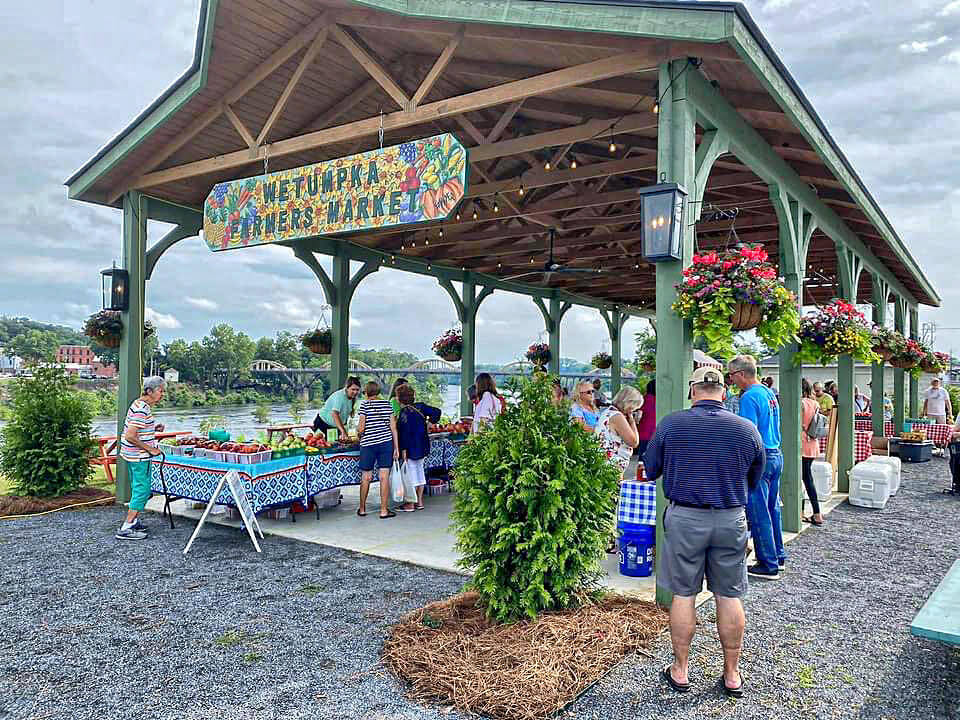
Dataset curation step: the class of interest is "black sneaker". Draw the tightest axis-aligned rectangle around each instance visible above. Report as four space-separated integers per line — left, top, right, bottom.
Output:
748 564 781 580
131 518 148 532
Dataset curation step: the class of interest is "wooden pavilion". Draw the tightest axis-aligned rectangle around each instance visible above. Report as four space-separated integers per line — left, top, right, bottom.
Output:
67 0 939 604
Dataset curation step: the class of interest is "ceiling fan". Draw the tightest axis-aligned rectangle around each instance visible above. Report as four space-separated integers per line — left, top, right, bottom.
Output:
503 228 602 282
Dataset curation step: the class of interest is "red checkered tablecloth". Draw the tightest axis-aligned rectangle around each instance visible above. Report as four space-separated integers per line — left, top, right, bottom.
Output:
923 424 953 448
819 430 873 462
854 418 896 437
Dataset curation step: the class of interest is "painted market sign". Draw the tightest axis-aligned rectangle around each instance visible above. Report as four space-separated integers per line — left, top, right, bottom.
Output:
203 133 468 251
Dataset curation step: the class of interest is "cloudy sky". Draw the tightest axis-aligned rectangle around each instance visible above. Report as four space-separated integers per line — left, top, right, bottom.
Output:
2 0 959 362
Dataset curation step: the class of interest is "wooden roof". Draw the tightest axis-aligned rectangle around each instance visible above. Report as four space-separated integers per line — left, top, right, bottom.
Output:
67 0 939 310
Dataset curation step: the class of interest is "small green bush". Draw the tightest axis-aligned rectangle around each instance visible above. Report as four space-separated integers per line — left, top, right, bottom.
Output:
0 367 94 497
451 374 622 622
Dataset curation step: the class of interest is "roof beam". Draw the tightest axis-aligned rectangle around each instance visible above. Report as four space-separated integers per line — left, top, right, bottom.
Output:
256 27 329 146
466 155 656 198
330 24 410 110
131 50 670 191
411 26 464 107
106 12 330 203
222 103 257 150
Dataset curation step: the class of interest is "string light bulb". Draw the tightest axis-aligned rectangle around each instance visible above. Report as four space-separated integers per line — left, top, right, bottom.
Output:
400 244 406 251
391 255 396 263
472 209 478 220
570 159 578 170
498 263 502 270
427 263 432 271
518 184 525 197
411 241 416 248
608 136 617 154
439 228 444 239
424 238 429 246
456 212 461 221
544 160 551 171
530 257 535 264
653 102 659 114
493 195 500 213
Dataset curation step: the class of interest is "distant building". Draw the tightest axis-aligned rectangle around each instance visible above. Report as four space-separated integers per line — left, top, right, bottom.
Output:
163 368 180 383
0 348 23 374
56 345 97 365
52 345 116 379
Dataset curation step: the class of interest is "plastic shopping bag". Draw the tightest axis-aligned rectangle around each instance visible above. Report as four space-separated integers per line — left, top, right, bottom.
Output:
400 461 418 504
390 461 405 504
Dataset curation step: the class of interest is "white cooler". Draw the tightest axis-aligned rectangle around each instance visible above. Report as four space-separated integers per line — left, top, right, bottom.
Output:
809 460 834 503
863 455 902 495
848 461 892 509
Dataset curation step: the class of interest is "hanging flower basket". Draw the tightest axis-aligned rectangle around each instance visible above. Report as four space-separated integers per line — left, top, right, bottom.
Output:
731 302 764 331
890 338 926 372
591 351 612 369
870 325 906 364
672 245 799 359
637 349 656 373
432 326 463 362
301 327 332 355
920 350 949 374
83 310 155 349
794 300 879 367
525 343 551 367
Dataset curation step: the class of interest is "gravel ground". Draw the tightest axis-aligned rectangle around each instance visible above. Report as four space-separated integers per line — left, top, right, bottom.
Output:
1 459 959 720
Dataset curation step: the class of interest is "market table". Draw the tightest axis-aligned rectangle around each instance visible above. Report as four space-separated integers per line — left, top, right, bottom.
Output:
149 437 465 514
819 430 873 462
92 431 191 485
853 419 953 447
149 453 309 514
854 419 895 436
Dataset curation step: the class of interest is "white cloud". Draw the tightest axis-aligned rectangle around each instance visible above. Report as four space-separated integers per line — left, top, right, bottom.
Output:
944 49 960 64
762 0 796 11
145 307 181 329
899 35 950 53
184 296 218 311
938 0 960 16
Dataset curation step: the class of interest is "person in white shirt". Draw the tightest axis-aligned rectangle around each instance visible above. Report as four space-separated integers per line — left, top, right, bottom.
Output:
471 373 504 433
922 378 951 425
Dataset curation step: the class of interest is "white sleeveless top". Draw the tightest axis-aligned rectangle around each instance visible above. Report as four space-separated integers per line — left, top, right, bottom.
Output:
594 406 632 476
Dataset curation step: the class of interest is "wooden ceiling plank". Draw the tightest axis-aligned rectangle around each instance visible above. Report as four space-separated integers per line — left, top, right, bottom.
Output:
466 155 656 198
132 50 671 190
487 100 525 144
330 24 410 110
411 26 465 107
256 27 330 146
222 103 258 150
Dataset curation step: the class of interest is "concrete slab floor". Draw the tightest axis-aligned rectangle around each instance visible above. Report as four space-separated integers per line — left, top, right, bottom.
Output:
146 485 848 605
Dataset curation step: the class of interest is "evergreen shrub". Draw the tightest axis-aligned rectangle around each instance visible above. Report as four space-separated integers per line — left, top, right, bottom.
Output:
451 374 622 622
0 367 94 497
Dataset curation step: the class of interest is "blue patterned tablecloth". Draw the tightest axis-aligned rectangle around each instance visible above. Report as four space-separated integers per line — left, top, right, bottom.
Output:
150 454 308 514
151 438 466 512
618 481 657 526
305 438 464 495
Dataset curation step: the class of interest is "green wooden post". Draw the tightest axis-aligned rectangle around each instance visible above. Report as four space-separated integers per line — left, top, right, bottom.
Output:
836 246 863 492
909 307 920 417
770 186 814 534
871 275 890 438
534 296 571 376
116 191 148 503
893 298 906 431
654 60 695 608
440 276 494 416
610 309 624 394
330 251 351 390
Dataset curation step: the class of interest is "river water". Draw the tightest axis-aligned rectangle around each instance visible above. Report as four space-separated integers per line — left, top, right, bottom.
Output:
82 385 463 438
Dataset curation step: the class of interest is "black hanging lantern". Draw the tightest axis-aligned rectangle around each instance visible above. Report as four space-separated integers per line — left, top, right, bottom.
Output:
101 264 129 311
637 183 687 262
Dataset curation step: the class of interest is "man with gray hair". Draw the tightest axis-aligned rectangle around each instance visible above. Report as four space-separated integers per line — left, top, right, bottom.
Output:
644 366 765 697
115 377 166 540
729 355 784 579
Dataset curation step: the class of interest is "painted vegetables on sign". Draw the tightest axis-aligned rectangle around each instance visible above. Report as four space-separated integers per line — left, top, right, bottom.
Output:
202 134 468 251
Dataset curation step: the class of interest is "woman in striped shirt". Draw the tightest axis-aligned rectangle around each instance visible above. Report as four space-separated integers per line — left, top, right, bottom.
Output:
357 381 400 519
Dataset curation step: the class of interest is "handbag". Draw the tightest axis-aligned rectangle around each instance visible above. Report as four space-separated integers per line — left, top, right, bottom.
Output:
805 409 828 440
389 460 405 504
400 461 418 503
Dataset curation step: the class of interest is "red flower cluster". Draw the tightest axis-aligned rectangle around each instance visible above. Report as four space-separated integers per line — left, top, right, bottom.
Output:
679 245 784 306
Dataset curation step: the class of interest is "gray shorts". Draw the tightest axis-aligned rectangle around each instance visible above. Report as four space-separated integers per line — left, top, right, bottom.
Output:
661 504 749 598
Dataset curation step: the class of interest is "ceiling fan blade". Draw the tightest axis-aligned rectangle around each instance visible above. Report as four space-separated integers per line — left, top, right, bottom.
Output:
504 271 541 281
556 267 603 273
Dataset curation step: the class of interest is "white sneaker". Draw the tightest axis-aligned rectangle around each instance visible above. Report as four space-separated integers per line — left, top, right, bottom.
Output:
115 527 148 540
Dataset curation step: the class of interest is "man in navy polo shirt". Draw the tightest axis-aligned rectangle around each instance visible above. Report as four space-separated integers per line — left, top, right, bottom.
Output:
644 366 765 697
729 354 785 579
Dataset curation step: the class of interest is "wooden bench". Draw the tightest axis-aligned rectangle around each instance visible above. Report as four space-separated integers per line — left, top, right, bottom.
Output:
911 558 960 645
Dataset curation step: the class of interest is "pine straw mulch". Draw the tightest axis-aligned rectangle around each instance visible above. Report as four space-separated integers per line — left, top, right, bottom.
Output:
0 486 114 517
383 591 669 720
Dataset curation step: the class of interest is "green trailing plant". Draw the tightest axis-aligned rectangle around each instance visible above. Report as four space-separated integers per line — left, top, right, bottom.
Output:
451 374 622 622
870 325 906 363
300 327 332 354
0 367 94 497
672 245 799 359
794 299 879 366
83 310 155 349
525 342 551 366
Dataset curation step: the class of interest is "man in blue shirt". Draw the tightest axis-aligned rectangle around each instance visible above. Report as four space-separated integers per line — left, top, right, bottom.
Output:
729 355 785 579
644 366 765 698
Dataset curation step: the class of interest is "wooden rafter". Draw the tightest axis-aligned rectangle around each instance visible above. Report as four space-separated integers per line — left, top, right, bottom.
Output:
130 50 672 191
106 12 330 203
222 103 257 150
411 26 464 107
330 24 410 110
256 27 330 146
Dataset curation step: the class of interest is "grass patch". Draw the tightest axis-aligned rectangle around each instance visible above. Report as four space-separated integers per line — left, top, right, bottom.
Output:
796 666 815 689
298 583 325 598
214 630 247 648
243 652 263 663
